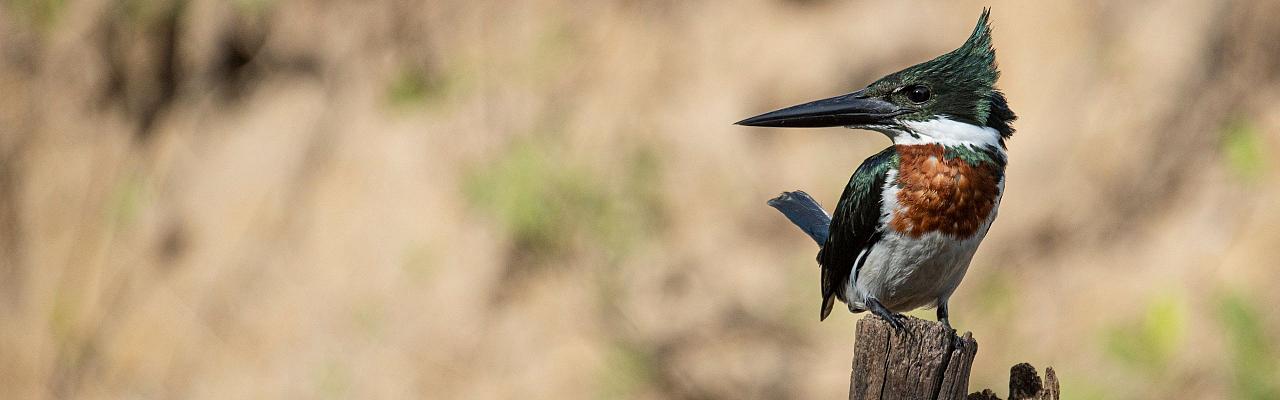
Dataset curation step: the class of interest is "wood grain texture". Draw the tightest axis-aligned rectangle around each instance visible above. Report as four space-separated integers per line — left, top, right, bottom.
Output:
848 316 1058 400
849 316 977 400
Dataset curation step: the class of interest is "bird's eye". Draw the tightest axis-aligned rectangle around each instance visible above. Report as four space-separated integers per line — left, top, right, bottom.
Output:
905 85 930 103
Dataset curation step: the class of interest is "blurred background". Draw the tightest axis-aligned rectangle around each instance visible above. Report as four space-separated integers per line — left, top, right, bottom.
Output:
1 0 1278 399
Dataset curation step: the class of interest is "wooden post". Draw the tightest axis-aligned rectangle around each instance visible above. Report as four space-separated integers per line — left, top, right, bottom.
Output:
849 316 1059 400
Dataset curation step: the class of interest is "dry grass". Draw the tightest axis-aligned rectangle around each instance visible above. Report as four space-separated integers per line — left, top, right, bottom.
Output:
2 0 1279 399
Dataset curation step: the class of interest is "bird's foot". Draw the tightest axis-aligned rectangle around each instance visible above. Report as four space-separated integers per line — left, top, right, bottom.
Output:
936 300 960 345
865 297 908 333
937 316 968 351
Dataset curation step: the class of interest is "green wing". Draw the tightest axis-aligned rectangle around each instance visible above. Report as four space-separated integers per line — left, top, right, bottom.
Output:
817 146 898 320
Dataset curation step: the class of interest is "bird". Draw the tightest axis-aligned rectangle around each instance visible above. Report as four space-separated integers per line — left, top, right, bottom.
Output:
736 9 1015 332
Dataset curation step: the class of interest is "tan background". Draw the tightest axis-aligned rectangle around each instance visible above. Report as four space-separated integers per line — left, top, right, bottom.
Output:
2 0 1279 399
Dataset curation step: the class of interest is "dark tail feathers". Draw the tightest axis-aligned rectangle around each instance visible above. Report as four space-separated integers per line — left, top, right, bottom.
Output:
766 190 832 246
820 294 835 321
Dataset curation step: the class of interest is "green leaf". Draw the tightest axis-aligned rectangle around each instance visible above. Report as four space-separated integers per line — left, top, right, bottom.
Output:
1221 118 1268 183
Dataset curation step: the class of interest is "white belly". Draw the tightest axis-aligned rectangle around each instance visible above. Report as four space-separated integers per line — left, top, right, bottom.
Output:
846 225 989 313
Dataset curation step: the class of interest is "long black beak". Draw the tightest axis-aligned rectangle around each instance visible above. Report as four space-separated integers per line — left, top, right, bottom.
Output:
735 90 906 128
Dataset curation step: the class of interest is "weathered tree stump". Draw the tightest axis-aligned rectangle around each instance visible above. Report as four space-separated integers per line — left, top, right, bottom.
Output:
849 316 1059 400
966 363 1060 400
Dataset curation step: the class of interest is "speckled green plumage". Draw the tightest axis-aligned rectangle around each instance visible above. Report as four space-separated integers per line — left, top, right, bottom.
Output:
944 144 1006 168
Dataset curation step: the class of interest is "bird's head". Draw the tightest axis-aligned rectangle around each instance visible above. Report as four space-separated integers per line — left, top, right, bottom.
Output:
737 9 1016 147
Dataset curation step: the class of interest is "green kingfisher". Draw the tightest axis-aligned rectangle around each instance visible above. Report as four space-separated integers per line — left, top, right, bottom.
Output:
737 9 1015 331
